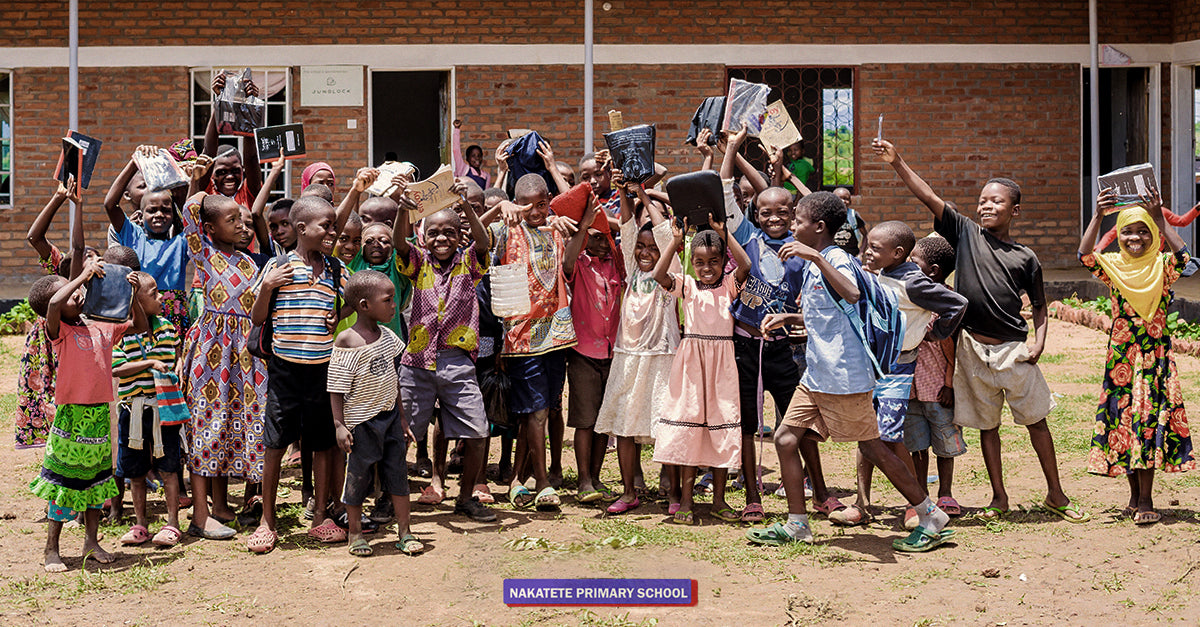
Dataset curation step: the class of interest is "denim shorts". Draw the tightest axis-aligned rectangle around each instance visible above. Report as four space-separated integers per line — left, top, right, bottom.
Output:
903 399 967 457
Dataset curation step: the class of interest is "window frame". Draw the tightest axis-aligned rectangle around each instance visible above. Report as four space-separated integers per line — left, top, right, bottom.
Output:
0 69 13 208
189 67 292 202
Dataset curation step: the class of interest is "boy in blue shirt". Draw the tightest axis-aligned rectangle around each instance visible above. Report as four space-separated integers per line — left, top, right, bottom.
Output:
748 192 952 552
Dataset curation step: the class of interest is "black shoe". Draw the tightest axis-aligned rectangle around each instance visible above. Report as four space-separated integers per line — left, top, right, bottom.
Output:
455 497 498 523
369 498 394 524
333 510 379 534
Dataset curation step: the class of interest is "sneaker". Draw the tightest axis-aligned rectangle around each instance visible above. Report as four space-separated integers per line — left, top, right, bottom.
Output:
369 498 395 524
454 497 498 522
332 510 379 534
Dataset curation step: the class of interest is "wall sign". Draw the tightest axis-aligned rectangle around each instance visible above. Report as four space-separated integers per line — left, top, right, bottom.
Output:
300 66 363 107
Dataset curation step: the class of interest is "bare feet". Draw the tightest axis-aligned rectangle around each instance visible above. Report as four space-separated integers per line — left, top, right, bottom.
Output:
44 549 67 573
83 541 114 564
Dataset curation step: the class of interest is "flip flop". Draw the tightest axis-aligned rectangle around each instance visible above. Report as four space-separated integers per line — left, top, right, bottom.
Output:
711 507 740 523
668 510 694 525
606 497 640 515
246 526 277 554
936 496 962 517
187 521 236 540
348 538 373 557
828 504 872 526
596 484 621 503
472 484 495 504
978 506 1007 520
509 485 534 508
893 526 955 553
1133 510 1161 525
667 503 681 515
1042 500 1092 524
740 503 766 523
120 524 150 546
535 487 561 511
694 472 713 496
307 519 348 544
151 525 182 547
577 489 604 504
747 521 813 546
417 486 445 505
811 496 848 516
397 534 425 555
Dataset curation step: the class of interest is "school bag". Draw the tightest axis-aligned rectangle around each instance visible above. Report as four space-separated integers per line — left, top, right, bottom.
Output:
822 260 905 379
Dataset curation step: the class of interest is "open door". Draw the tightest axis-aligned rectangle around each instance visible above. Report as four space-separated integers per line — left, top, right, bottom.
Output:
1082 67 1152 248
370 71 451 179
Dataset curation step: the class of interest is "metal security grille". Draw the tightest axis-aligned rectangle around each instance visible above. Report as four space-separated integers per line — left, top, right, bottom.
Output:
726 67 856 193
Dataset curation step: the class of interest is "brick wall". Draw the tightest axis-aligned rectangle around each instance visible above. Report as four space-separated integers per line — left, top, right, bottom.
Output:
0 1 1176 47
1176 0 1200 42
291 69 368 197
857 63 1082 268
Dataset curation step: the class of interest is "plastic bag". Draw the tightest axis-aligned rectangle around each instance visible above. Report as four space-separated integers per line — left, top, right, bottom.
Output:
214 68 265 136
133 148 189 192
479 363 511 427
504 130 555 199
685 97 725 146
490 263 532 318
723 78 771 135
603 124 656 184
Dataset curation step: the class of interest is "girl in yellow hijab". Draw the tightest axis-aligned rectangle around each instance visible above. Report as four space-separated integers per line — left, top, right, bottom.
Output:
1079 187 1193 526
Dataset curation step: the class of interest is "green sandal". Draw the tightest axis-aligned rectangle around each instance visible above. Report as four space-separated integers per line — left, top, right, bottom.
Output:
509 485 534 508
710 507 740 523
747 521 813 546
535 487 561 511
577 489 604 504
396 534 425 555
668 510 694 525
893 526 954 553
348 538 373 557
1042 500 1091 524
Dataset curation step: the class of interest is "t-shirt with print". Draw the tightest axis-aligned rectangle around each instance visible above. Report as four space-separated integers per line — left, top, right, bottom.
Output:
729 233 805 334
934 203 1045 343
327 327 404 430
116 219 189 291
112 316 179 400
254 251 350 365
53 320 132 405
396 244 488 369
798 246 874 395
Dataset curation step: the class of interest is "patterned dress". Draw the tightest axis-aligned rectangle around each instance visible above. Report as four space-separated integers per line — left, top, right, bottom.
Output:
1082 248 1195 476
179 195 267 481
15 246 62 449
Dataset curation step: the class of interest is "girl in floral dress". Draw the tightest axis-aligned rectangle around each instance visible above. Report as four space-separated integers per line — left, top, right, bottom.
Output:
178 191 268 539
16 182 97 449
1080 188 1194 525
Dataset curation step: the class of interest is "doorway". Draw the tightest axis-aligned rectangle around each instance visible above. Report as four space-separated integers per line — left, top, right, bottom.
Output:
1081 67 1155 239
370 71 451 180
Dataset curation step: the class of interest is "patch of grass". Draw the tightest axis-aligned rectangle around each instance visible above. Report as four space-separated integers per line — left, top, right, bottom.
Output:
1039 353 1067 364
576 609 658 627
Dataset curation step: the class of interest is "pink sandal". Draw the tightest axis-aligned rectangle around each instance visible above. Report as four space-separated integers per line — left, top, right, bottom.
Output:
472 484 495 504
246 526 278 554
741 503 766 523
936 496 962 517
152 525 182 547
417 486 445 505
811 496 848 516
307 519 347 544
120 524 150 545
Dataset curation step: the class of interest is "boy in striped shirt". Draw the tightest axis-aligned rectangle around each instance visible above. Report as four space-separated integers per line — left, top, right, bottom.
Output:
112 273 183 547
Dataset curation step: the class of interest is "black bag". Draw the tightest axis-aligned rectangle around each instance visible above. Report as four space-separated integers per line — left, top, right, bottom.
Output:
82 264 134 323
603 124 656 184
479 358 512 428
685 97 725 146
666 170 725 229
248 254 344 360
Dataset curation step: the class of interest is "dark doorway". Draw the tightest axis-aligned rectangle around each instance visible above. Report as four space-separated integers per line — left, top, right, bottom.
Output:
1082 67 1151 234
371 71 449 179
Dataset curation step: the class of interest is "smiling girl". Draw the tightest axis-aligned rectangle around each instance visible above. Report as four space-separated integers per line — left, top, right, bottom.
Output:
1080 188 1195 525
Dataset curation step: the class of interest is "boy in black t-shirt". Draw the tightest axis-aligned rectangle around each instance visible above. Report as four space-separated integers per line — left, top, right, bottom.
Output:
873 139 1090 525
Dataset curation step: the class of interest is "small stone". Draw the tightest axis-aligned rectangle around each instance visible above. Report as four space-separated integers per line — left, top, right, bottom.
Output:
982 568 1000 578
976 605 987 613
1170 499 1180 506
1018 573 1027 582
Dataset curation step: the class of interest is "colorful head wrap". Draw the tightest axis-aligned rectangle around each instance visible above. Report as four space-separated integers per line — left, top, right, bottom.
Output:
167 138 197 163
1094 207 1163 323
302 162 336 190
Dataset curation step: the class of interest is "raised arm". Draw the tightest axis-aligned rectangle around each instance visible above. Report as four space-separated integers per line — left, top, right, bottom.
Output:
451 119 467 177
460 189 491 260
253 155 285 224
335 167 377 235
69 188 85 280
392 191 414 261
616 170 636 225
710 213 751 284
28 183 75 261
695 128 714 172
563 195 598 277
203 73 225 159
873 139 946 221
127 273 150 336
653 218 685 291
719 127 747 180
47 257 99 339
240 77 263 197
1144 188 1185 253
538 140 569 195
779 241 860 303
1080 188 1115 256
103 157 140 232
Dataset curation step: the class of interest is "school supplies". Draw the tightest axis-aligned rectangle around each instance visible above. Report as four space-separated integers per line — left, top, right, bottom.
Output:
82 263 134 323
603 124 656 184
366 161 419 197
507 129 533 139
876 114 884 141
490 263 532 318
607 110 624 132
1098 163 1158 213
214 68 265 136
403 163 460 221
685 96 725 146
133 148 190 192
723 78 771 135
666 170 725 229
756 100 802 153
53 131 103 196
254 123 307 161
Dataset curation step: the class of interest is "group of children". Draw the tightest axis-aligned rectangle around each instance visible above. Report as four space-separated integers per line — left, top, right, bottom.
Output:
18 94 1196 570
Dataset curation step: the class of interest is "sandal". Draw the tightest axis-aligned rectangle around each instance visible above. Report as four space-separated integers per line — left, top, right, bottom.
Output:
307 519 348 544
120 524 151 546
811 496 848 517
535 487 561 511
577 489 604 504
747 521 813 546
1042 500 1092 524
606 497 640 515
829 504 872 527
151 525 182 547
978 506 1007 520
348 538 373 557
472 484 495 505
596 484 620 503
740 503 766 523
936 496 962 517
669 510 695 525
246 526 277 554
667 503 681 515
711 506 740 523
694 472 713 496
417 486 445 505
397 534 425 555
509 485 535 508
1133 510 1161 526
893 526 955 553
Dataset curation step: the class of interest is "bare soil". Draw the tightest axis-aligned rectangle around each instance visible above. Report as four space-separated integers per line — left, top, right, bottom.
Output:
1 318 1199 626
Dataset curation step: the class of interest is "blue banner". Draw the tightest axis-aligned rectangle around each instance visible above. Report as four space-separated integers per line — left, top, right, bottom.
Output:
504 579 696 606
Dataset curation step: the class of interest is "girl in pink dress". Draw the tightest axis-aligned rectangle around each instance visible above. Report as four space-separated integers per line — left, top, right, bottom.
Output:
651 216 750 525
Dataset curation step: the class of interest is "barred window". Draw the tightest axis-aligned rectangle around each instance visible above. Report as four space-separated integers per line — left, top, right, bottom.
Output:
0 71 12 206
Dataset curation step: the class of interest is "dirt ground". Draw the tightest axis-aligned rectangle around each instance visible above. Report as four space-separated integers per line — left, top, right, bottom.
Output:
1 318 1199 626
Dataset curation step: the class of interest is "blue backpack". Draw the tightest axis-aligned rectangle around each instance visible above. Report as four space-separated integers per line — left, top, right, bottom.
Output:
823 260 905 379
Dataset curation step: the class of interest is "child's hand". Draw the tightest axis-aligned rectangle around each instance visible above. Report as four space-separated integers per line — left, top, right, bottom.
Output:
147 359 170 373
335 423 353 454
82 258 105 281
770 146 785 167
324 308 338 331
135 144 159 160
211 72 226 95
778 241 820 262
495 141 511 173
544 215 578 237
453 118 462 129
611 168 625 190
1096 187 1118 215
402 418 417 445
61 176 81 203
1140 186 1164 217
499 201 530 227
449 178 469 197
937 385 955 409
352 167 378 193
244 78 260 98
126 270 141 288
191 154 214 182
261 263 294 290
761 312 801 335
269 154 286 175
670 217 687 243
726 127 748 149
537 140 556 169
707 211 727 238
872 139 897 163
696 129 713 157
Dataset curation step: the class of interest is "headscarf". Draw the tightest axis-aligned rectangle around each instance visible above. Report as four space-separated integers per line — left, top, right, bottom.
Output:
1094 207 1163 323
302 162 335 190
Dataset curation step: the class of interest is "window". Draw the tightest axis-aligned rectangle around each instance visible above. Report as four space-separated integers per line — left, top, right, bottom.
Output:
0 71 11 206
190 68 291 202
726 67 857 192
